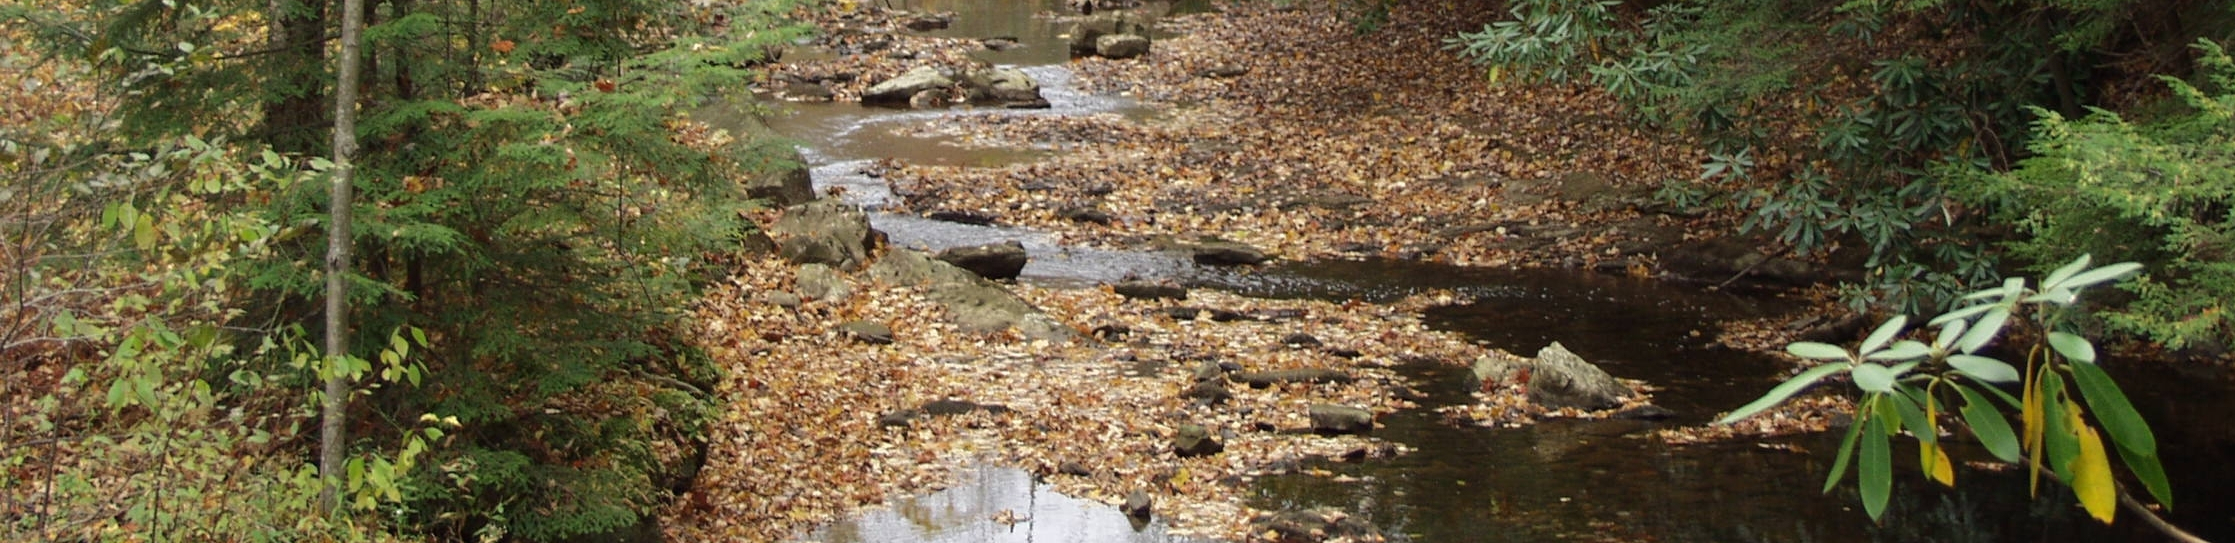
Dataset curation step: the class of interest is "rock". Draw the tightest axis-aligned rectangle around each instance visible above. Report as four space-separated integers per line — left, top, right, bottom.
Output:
1122 490 1153 519
1112 279 1187 300
1528 342 1631 410
1065 16 1126 56
1095 33 1151 59
1090 322 1131 340
1468 352 1527 390
869 248 1076 342
1250 508 1384 543
1191 361 1227 382
900 13 951 31
876 400 1011 429
764 291 803 309
1157 306 1245 322
796 263 852 303
1189 240 1270 266
908 88 949 108
981 37 1020 50
1181 379 1231 405
1197 65 1249 78
937 240 1029 281
723 111 815 208
862 65 954 106
1614 404 1677 420
780 81 834 102
1059 461 1094 477
1234 368 1353 388
839 320 894 345
983 67 1043 104
1280 333 1322 347
771 199 876 269
1308 404 1374 435
1060 205 1114 225
1172 424 1224 457
925 209 999 225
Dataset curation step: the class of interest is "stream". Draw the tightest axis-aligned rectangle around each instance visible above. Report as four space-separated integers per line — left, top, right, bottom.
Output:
709 1 2235 541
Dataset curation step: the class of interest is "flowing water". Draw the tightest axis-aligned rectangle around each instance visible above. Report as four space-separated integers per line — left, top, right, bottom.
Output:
712 1 2235 540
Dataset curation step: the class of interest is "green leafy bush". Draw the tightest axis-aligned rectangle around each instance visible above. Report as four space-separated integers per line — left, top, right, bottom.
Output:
1721 255 2171 525
1960 40 2235 350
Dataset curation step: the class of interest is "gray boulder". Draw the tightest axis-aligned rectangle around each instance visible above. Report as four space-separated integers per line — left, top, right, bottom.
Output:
1095 34 1151 59
936 240 1028 281
1528 342 1630 410
1173 424 1223 457
870 248 1076 342
770 199 876 270
862 66 955 106
1065 16 1125 56
839 320 894 345
1308 404 1374 435
1122 490 1153 519
796 263 852 303
983 67 1044 104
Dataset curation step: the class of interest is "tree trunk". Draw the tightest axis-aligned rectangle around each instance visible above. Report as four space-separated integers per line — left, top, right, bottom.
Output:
318 0 368 515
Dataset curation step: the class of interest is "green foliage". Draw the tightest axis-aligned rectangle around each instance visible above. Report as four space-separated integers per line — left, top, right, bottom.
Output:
29 0 808 539
1960 40 2235 350
1720 255 2171 524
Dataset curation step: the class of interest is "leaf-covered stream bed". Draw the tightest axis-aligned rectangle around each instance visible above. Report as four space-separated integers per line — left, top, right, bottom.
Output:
665 0 2235 541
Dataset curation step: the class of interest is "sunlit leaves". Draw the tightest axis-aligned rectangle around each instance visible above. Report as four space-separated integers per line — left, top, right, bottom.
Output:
1728 255 2172 525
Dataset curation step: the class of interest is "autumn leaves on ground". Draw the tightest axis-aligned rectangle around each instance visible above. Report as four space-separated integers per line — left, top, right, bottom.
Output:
663 2 1806 541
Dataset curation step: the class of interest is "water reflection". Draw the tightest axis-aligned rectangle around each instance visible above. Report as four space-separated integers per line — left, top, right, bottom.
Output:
812 464 1202 543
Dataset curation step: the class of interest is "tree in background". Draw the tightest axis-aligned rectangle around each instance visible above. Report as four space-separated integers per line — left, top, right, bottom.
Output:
4 0 803 539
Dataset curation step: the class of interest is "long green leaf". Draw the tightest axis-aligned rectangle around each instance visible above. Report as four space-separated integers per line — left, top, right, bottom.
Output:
2058 262 2142 291
1929 303 1996 326
1933 320 1966 351
1865 340 1931 361
1859 315 1909 357
2047 332 2097 364
2040 254 2092 291
1958 307 2010 354
1824 404 1868 493
1861 415 1892 522
2114 442 2175 510
1955 384 2021 463
1885 388 1936 445
2066 360 2156 457
1948 354 2021 383
1852 363 1896 393
1787 342 1852 361
1717 363 1849 423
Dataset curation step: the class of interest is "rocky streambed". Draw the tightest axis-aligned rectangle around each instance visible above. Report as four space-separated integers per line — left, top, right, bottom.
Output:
661 1 2235 542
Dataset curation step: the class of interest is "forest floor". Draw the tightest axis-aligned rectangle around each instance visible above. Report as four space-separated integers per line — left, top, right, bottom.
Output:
664 1 1840 541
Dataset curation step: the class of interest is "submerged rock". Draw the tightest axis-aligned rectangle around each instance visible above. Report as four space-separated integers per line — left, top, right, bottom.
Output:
1249 508 1385 542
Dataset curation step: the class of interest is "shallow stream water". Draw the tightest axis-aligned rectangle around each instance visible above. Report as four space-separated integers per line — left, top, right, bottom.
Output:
715 1 2235 540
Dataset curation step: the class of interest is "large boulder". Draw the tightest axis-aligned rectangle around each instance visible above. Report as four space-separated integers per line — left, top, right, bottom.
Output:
964 67 1046 107
1095 34 1151 59
796 263 853 303
1065 16 1125 56
770 199 877 269
936 240 1028 281
870 248 1076 342
862 66 955 106
1527 342 1630 410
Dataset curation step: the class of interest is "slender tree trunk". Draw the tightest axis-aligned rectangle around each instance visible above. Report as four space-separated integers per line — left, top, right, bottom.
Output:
318 0 368 515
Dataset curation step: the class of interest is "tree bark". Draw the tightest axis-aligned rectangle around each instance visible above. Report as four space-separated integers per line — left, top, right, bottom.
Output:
318 0 368 515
